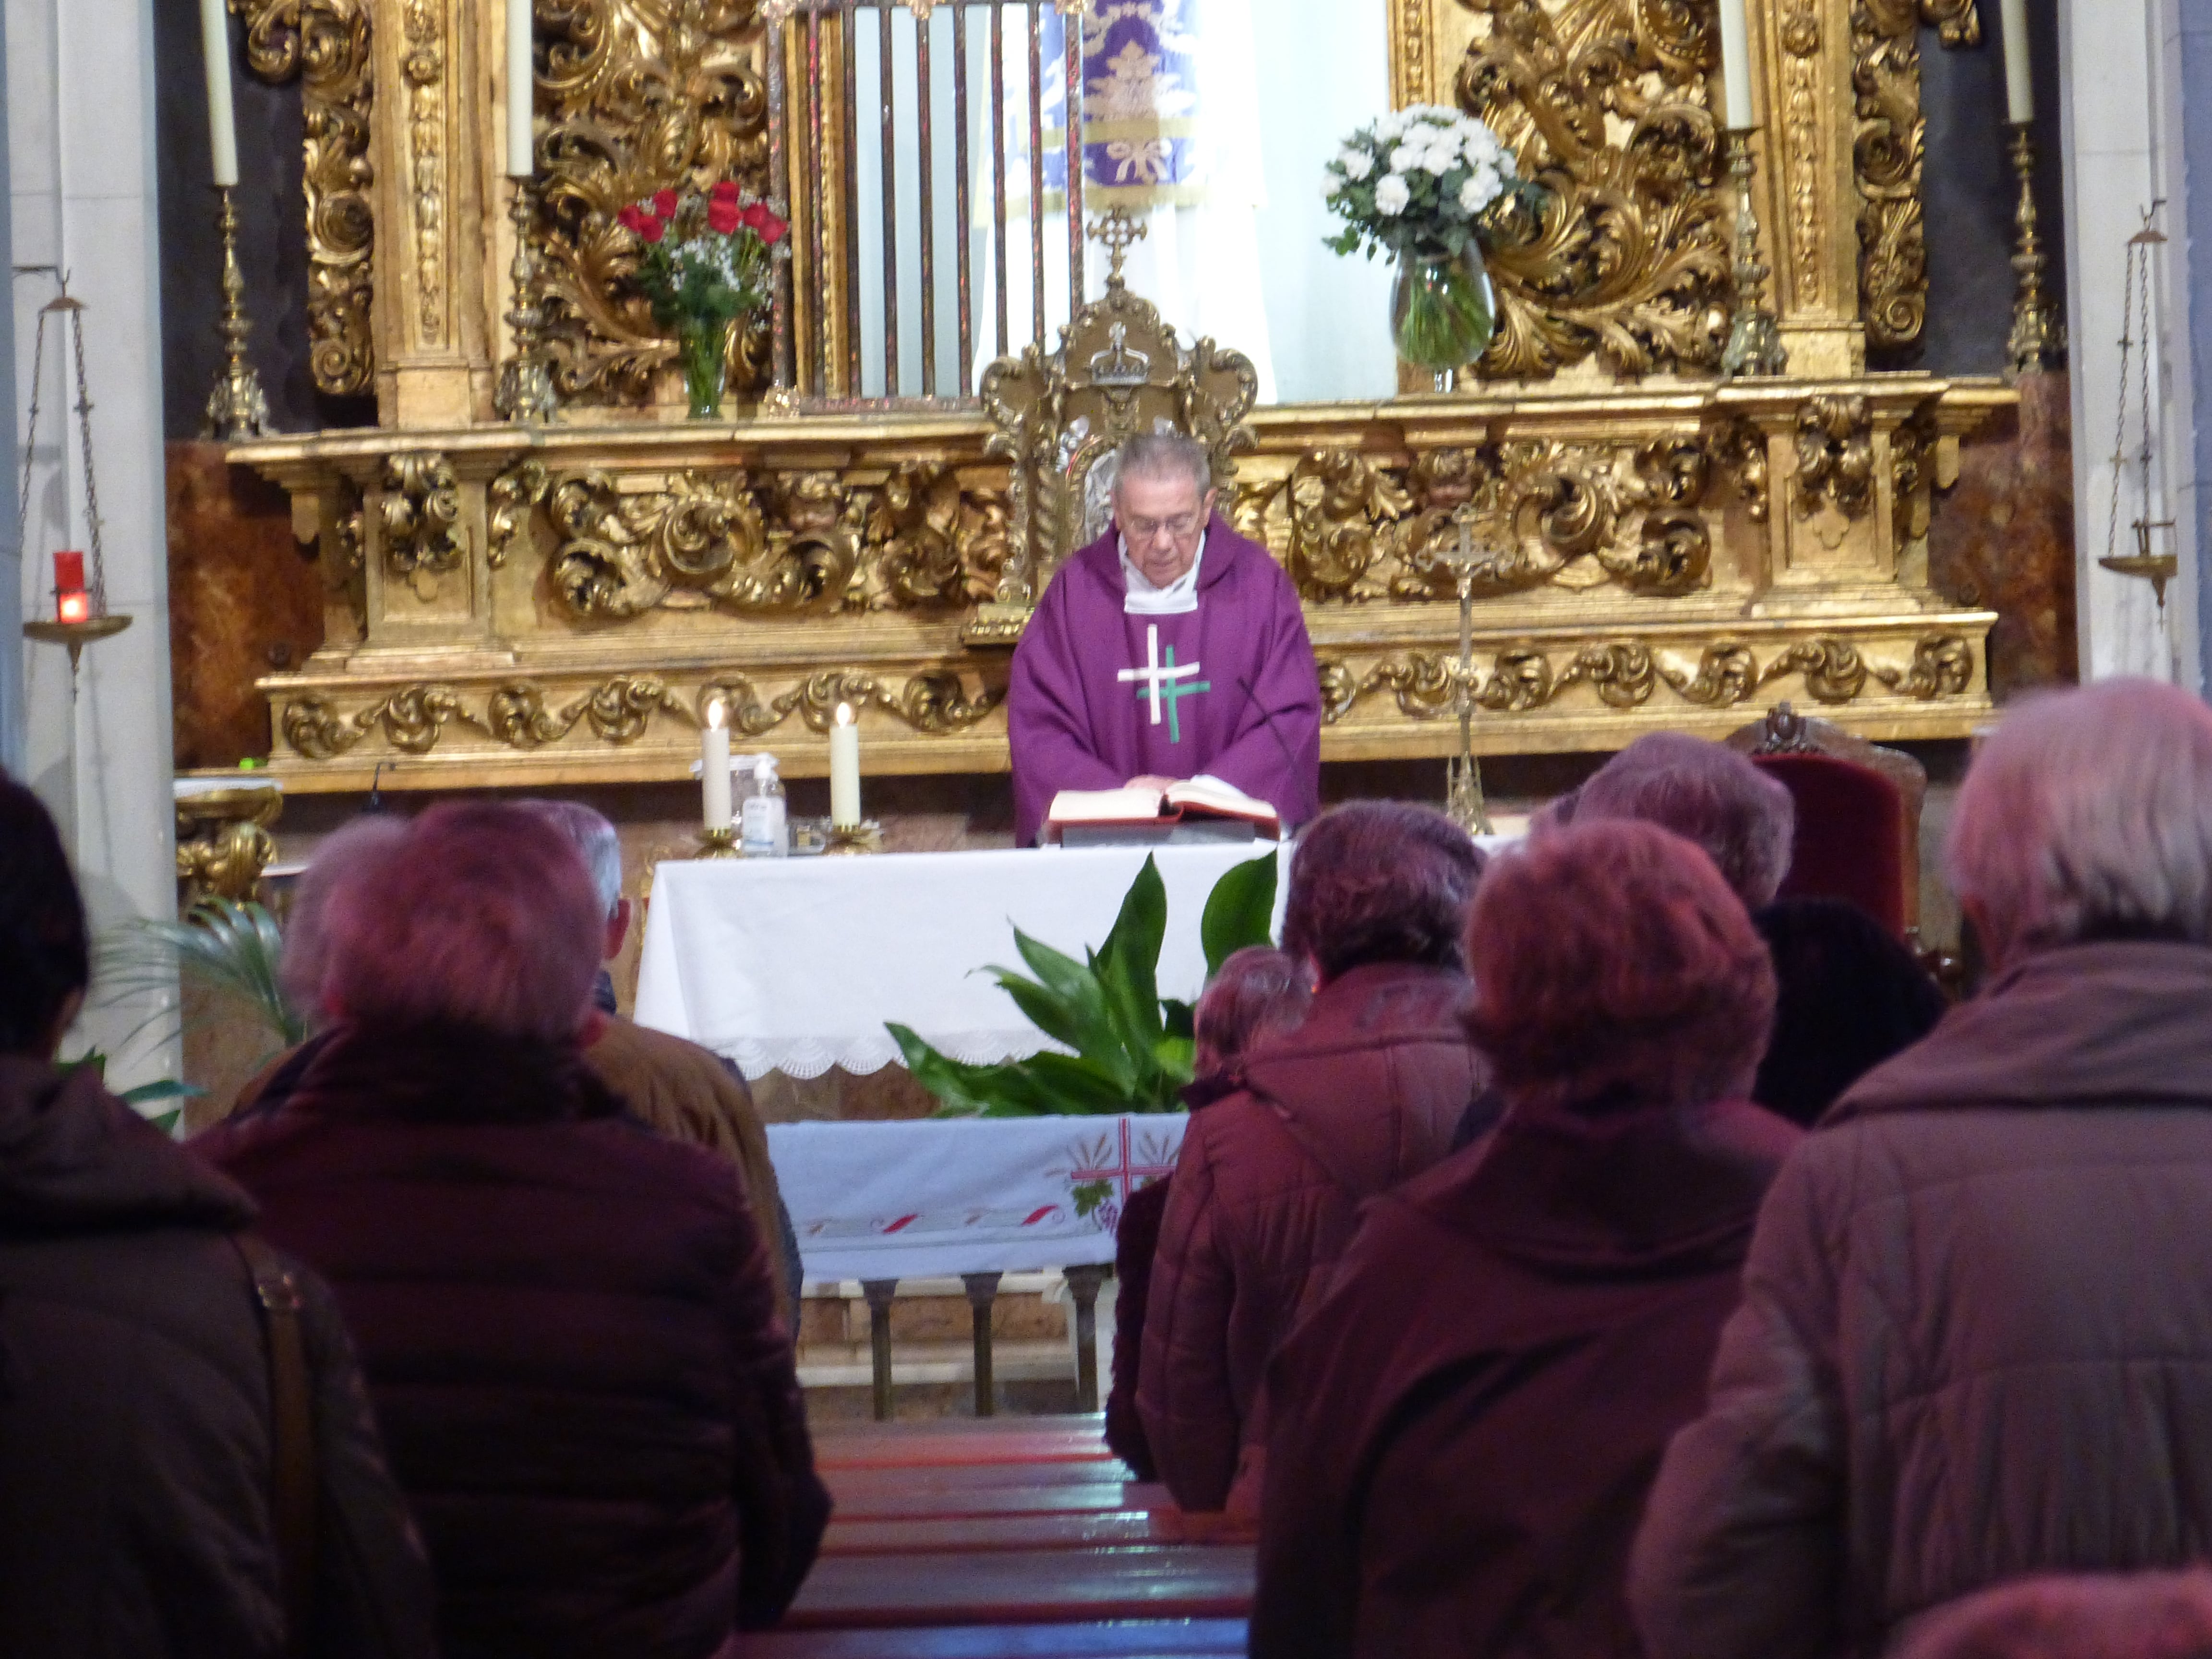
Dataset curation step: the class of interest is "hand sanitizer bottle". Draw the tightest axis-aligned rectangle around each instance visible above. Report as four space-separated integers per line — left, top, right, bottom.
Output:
741 755 788 857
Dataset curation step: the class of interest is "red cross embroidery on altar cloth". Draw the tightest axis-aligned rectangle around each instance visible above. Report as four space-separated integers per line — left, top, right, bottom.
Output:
1067 1119 1180 1233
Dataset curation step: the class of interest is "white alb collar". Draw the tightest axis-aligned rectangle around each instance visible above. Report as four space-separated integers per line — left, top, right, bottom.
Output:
1118 529 1206 616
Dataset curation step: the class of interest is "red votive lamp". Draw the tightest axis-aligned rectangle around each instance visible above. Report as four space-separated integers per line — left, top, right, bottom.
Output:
56 589 91 625
52 551 89 624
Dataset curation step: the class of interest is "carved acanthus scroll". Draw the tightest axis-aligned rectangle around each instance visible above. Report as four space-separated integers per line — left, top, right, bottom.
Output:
233 0 376 397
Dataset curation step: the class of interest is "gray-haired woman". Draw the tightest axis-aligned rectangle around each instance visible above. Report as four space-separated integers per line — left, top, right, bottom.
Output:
1633 678 2212 1659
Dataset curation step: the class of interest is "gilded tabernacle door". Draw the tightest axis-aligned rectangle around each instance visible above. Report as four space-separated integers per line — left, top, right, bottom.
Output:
222 0 2007 793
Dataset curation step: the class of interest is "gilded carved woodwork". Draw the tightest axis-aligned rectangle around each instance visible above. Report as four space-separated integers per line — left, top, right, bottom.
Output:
175 789 284 905
1851 0 1978 356
1267 440 1715 603
280 664 1001 760
534 0 772 404
1793 394 1875 522
487 459 551 566
378 450 465 598
402 0 447 345
233 0 376 397
1320 629 1975 724
1454 0 1732 379
1779 4 1824 307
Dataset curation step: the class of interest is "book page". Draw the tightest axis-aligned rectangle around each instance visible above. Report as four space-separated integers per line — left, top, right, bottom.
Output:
1046 785 1170 824
1162 777 1276 822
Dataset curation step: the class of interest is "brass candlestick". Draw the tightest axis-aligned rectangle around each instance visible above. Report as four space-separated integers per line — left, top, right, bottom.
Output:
494 180 559 423
204 187 272 440
1719 128 1788 379
2005 122 2066 373
1440 507 1493 836
696 826 744 859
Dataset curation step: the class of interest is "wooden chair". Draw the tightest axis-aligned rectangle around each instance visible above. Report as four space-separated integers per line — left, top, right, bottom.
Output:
1724 702 1928 938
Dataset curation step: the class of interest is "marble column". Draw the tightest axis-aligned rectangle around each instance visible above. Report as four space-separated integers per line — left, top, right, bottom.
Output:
8 0 179 1084
2059 0 2195 684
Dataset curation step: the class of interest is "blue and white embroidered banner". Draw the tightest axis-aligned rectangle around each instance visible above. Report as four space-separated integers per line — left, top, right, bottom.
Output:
1029 0 1208 212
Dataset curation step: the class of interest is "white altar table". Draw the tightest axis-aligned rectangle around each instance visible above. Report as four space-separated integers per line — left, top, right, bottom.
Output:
634 843 1287 1082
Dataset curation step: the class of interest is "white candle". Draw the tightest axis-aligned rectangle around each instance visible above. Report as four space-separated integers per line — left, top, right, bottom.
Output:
702 701 733 831
2000 0 2033 124
199 0 240 189
1716 0 1755 130
507 0 535 178
830 702 862 828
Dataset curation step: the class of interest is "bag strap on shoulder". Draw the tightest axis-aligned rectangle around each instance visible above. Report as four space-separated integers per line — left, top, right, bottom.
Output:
233 1232 318 1656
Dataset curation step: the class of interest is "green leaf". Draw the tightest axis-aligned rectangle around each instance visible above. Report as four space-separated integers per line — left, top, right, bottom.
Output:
1095 854 1166 1036
1153 1035 1197 1091
1162 998 1197 1043
1022 1051 1144 1115
888 1023 1060 1118
1201 854 1281 976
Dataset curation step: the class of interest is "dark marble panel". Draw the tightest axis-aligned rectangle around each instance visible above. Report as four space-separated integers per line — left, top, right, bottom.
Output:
168 441 325 769
1926 371 2079 697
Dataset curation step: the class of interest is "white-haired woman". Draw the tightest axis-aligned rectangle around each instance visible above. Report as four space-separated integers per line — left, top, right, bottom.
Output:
1632 679 2212 1659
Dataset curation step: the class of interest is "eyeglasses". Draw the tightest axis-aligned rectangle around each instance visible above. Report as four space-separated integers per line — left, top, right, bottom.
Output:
1124 513 1204 546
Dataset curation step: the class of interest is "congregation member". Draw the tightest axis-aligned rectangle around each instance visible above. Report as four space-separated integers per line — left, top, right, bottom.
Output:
526 799 801 1321
1251 820 1798 1659
1633 679 2212 1659
1007 433 1323 845
1139 803 1486 1514
195 802 830 1659
0 777 435 1658
1896 1573 2212 1659
1106 945 1311 1480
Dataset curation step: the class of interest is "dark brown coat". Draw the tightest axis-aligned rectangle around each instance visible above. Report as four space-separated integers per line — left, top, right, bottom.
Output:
1137 962 1482 1511
1633 941 2212 1659
0 1056 435 1659
1252 1098 1797 1659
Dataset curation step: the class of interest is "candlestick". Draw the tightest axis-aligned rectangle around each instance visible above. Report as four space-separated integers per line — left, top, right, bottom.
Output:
2004 122 2064 373
199 0 239 189
1716 0 1755 130
1719 129 1788 378
507 0 536 178
2000 0 2033 124
204 187 273 440
830 702 862 828
702 701 734 831
493 180 558 423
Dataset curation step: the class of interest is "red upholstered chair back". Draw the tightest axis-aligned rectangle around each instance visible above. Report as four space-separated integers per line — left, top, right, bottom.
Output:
1751 751 1909 937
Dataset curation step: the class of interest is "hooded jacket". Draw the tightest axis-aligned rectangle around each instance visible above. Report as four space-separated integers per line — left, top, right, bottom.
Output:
1136 962 1484 1511
1252 1098 1797 1659
194 1022 830 1659
1632 941 2212 1659
0 1055 435 1659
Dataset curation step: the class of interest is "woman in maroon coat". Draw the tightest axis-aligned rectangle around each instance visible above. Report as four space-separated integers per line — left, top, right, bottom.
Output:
1250 820 1800 1659
195 803 830 1659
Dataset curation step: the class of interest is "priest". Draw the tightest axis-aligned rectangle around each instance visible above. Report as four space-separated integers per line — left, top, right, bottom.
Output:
1008 433 1323 846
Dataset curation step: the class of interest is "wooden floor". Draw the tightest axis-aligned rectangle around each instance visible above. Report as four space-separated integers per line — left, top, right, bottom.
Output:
752 1416 1254 1657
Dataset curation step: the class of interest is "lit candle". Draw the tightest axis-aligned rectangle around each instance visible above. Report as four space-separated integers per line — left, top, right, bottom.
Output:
57 591 91 625
199 0 240 188
507 0 536 178
2000 0 2033 124
702 700 733 831
830 702 862 828
53 551 85 595
1716 0 1755 129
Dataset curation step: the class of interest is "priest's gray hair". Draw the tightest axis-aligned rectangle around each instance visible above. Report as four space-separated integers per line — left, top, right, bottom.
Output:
1114 433 1213 499
522 798 625 919
1948 678 2212 962
1571 732 1796 910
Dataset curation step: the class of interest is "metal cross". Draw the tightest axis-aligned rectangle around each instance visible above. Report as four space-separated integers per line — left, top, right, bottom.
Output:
1088 208 1148 287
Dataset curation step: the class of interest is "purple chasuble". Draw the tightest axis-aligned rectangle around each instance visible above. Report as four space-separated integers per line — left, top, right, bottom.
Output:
1008 516 1323 847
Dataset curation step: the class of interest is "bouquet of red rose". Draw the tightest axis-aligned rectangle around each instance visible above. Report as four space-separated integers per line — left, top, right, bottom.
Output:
617 180 788 416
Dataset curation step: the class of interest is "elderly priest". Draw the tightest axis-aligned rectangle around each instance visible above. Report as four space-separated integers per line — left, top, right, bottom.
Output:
1008 434 1323 846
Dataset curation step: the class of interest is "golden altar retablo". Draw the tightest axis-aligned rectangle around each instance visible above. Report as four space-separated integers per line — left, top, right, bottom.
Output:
225 0 2008 792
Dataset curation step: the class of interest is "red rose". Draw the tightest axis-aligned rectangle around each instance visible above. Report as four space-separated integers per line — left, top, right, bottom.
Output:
707 198 742 235
741 203 788 245
710 179 741 205
653 188 679 218
617 204 644 234
636 213 667 244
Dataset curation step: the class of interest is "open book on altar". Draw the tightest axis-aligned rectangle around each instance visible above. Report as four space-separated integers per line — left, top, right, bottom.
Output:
1045 777 1281 847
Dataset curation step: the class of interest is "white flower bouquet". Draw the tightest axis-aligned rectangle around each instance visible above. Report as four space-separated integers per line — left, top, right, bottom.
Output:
1323 105 1534 372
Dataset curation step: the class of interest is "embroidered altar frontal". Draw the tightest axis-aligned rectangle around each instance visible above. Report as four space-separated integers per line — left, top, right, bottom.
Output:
218 0 2011 793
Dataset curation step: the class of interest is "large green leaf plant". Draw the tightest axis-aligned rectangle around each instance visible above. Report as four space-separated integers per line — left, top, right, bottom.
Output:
888 853 1279 1117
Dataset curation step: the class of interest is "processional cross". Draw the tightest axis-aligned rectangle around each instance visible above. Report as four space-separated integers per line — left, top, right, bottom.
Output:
1436 507 1494 836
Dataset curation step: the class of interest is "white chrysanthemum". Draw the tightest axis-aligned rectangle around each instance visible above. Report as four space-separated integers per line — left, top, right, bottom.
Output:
1341 148 1374 181
1390 143 1423 174
1374 173 1412 216
1420 145 1456 176
1457 175 1492 215
1375 112 1405 141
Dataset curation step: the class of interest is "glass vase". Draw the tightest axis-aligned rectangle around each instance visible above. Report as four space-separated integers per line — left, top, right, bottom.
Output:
1391 247 1495 385
678 319 733 420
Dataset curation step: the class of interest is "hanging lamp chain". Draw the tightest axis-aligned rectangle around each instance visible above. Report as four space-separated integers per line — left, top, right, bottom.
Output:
69 299 107 610
15 295 46 560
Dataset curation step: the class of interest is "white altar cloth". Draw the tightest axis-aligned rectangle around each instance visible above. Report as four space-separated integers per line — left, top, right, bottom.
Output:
769 1114 1189 1282
634 843 1286 1081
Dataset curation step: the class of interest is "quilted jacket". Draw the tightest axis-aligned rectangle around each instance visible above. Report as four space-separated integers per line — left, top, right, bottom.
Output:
1136 962 1484 1511
1632 940 2212 1659
195 1021 830 1659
